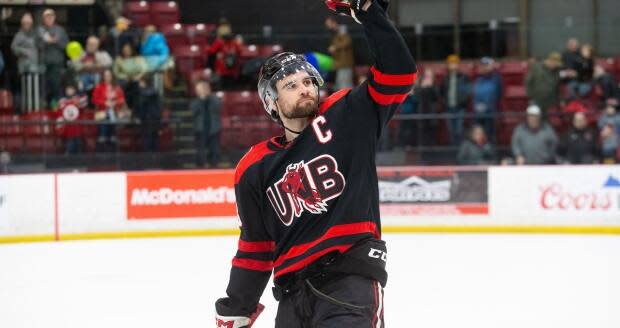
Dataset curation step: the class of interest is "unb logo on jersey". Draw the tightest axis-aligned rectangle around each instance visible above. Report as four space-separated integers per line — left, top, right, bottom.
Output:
266 154 346 225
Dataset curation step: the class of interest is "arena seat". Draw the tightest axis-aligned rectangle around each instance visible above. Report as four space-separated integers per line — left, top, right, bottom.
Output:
0 115 23 152
160 23 189 49
22 112 59 153
0 89 14 114
501 85 528 112
186 23 215 47
124 1 151 27
499 61 528 87
258 44 283 58
172 44 207 80
150 1 180 27
240 44 260 61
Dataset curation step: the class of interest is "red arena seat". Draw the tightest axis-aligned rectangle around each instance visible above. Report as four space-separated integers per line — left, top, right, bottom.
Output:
124 1 151 27
160 23 189 49
150 1 180 27
0 89 14 114
172 44 207 79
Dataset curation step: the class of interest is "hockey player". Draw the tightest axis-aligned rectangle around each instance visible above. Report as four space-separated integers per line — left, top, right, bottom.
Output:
215 0 416 326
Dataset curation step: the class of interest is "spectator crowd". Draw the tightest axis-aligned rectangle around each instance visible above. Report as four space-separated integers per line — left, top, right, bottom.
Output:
1 6 619 167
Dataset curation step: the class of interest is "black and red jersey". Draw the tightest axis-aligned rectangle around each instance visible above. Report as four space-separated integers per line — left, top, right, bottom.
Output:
221 3 417 315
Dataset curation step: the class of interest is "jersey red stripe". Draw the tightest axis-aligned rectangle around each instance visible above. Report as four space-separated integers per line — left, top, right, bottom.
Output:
238 240 276 253
235 140 274 184
320 88 351 114
232 257 274 271
370 66 417 86
367 84 409 106
274 244 353 278
273 221 378 268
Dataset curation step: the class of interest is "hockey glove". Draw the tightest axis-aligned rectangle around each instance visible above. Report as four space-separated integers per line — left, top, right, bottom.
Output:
324 0 390 21
215 302 264 328
324 0 368 23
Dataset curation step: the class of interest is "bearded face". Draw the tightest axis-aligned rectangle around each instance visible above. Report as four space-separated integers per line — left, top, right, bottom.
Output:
275 71 320 120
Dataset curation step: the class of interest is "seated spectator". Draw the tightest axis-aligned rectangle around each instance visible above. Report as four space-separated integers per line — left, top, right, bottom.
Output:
140 25 170 71
72 36 113 92
56 84 87 154
457 125 496 165
526 52 562 118
113 43 147 110
568 44 594 99
92 69 126 110
134 75 162 152
593 66 620 103
191 80 222 167
558 111 598 164
440 54 471 145
208 29 243 88
600 124 619 164
111 17 139 57
598 98 620 135
511 105 558 165
473 57 502 141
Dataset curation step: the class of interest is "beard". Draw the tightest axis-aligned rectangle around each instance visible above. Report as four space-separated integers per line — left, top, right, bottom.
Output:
280 96 319 119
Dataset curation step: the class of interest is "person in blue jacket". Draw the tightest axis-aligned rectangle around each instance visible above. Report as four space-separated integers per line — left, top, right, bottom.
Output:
472 57 502 142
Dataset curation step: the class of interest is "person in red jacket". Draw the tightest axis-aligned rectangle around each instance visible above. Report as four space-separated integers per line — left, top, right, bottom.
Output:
92 69 126 152
207 30 243 88
56 84 88 154
91 69 126 110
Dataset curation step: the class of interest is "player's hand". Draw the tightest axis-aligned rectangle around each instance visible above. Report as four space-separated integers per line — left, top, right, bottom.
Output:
324 0 373 23
215 303 264 328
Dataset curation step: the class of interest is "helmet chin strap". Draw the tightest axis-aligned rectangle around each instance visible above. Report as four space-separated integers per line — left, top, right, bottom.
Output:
283 125 303 135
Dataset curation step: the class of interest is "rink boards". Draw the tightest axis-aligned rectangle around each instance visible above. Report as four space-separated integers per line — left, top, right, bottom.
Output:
1 165 619 243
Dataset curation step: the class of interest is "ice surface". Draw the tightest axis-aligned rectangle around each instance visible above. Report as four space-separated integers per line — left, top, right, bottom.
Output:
1 234 619 328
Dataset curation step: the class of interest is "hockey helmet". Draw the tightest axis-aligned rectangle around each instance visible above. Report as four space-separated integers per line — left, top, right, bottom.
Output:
257 52 324 121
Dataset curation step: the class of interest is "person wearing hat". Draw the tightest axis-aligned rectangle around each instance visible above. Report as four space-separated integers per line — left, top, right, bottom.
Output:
525 52 562 118
440 54 471 145
472 57 502 142
38 8 68 107
511 104 558 165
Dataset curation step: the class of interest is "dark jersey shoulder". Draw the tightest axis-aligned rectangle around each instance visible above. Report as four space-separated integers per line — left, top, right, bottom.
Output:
234 139 274 185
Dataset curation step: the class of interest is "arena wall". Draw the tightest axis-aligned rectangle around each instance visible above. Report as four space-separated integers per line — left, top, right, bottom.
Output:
1 165 619 243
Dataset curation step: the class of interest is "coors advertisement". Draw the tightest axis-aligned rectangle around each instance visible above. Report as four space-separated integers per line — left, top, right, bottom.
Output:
378 167 488 216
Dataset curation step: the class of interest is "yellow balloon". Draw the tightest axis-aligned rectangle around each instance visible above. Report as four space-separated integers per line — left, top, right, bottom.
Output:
66 41 83 60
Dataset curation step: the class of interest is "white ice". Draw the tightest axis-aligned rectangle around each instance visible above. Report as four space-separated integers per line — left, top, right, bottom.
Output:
1 234 619 328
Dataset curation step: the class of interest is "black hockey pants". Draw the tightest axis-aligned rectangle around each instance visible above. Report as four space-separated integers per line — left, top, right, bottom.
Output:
274 273 385 328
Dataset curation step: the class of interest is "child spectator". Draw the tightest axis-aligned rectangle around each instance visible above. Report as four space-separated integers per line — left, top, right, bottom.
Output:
56 84 87 154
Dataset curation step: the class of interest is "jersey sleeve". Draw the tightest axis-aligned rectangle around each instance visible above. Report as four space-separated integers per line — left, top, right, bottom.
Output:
218 170 274 317
349 1 418 138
